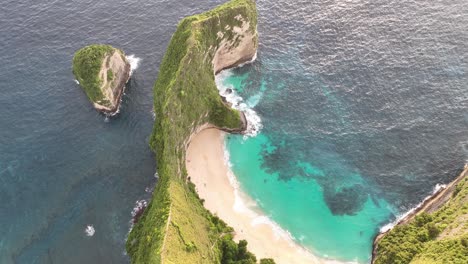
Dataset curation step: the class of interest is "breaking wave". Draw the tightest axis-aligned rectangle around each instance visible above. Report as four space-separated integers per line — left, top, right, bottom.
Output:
85 225 95 237
126 55 141 76
215 70 262 137
380 183 447 233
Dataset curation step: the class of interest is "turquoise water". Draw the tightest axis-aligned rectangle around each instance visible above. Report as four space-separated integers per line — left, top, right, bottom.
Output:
1 0 466 263
226 133 391 262
218 1 468 262
222 71 394 262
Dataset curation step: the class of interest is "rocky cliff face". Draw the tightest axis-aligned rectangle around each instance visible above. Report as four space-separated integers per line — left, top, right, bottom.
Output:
93 49 130 113
72 44 130 114
212 14 257 74
125 1 258 263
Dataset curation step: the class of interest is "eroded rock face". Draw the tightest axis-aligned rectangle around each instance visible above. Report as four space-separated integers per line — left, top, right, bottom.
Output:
93 49 131 113
212 14 257 74
72 44 130 114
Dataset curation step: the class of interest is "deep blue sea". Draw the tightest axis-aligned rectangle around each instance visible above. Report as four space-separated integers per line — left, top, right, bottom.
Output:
0 0 230 263
1 0 467 263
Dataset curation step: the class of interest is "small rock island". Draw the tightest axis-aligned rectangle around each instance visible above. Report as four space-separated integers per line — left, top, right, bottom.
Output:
72 44 130 113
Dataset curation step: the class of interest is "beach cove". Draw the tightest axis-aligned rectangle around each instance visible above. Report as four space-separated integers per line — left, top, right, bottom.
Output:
186 127 330 263
1 0 466 263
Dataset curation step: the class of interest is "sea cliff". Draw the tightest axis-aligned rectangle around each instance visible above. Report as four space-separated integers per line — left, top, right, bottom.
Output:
126 1 262 263
72 44 130 113
372 164 468 264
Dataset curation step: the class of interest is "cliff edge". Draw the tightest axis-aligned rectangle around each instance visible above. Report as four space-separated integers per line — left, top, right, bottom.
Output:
126 1 265 263
72 44 130 113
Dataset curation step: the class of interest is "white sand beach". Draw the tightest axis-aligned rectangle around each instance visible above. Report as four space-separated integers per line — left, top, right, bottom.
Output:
186 127 348 264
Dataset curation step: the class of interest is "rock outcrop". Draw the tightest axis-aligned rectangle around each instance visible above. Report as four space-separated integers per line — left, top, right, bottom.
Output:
126 1 259 263
212 14 257 74
72 44 130 114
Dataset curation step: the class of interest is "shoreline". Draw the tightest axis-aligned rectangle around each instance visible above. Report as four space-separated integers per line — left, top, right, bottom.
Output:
126 1 267 262
371 164 468 263
186 127 345 264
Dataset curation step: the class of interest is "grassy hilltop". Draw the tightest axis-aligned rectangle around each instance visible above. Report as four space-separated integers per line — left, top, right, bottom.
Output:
126 1 273 263
374 166 468 264
73 45 114 106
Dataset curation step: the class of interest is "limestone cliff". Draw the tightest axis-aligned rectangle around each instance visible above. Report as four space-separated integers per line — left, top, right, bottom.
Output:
212 13 258 74
72 44 130 113
126 1 259 263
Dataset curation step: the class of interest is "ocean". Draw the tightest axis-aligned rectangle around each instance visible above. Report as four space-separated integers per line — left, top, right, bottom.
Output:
0 0 229 263
0 0 467 263
218 0 468 262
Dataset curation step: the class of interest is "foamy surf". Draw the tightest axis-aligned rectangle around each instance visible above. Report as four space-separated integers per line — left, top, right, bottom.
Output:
126 55 141 76
221 139 354 264
222 140 299 241
223 143 294 239
236 51 257 68
215 70 262 137
85 225 95 237
380 183 447 233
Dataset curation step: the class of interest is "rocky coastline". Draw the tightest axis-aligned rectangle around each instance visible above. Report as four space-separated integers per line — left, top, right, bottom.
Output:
371 164 468 263
72 44 131 114
125 1 262 263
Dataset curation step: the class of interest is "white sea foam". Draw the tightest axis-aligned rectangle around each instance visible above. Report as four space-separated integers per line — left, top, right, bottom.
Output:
236 51 257 68
126 55 141 76
221 141 356 264
215 55 302 250
131 200 148 218
380 183 447 233
85 225 95 236
215 70 262 137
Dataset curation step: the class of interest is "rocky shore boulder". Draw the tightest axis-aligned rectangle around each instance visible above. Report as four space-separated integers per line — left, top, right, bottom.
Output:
72 44 130 113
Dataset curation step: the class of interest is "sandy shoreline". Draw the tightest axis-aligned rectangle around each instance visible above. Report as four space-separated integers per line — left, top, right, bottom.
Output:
186 127 345 264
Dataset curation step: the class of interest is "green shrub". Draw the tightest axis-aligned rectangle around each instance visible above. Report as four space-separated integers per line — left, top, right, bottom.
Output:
72 44 114 104
453 183 462 197
260 259 276 264
107 69 114 81
427 223 440 239
374 172 468 264
220 238 257 264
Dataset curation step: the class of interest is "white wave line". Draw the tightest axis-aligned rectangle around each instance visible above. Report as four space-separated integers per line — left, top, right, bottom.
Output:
379 183 447 233
215 70 262 137
126 55 141 76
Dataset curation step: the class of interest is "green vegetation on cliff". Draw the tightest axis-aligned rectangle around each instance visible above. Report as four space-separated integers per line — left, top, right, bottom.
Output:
72 44 114 104
126 1 271 263
374 169 468 264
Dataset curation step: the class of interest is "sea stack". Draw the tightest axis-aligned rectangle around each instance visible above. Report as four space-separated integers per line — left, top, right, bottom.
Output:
72 44 130 113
